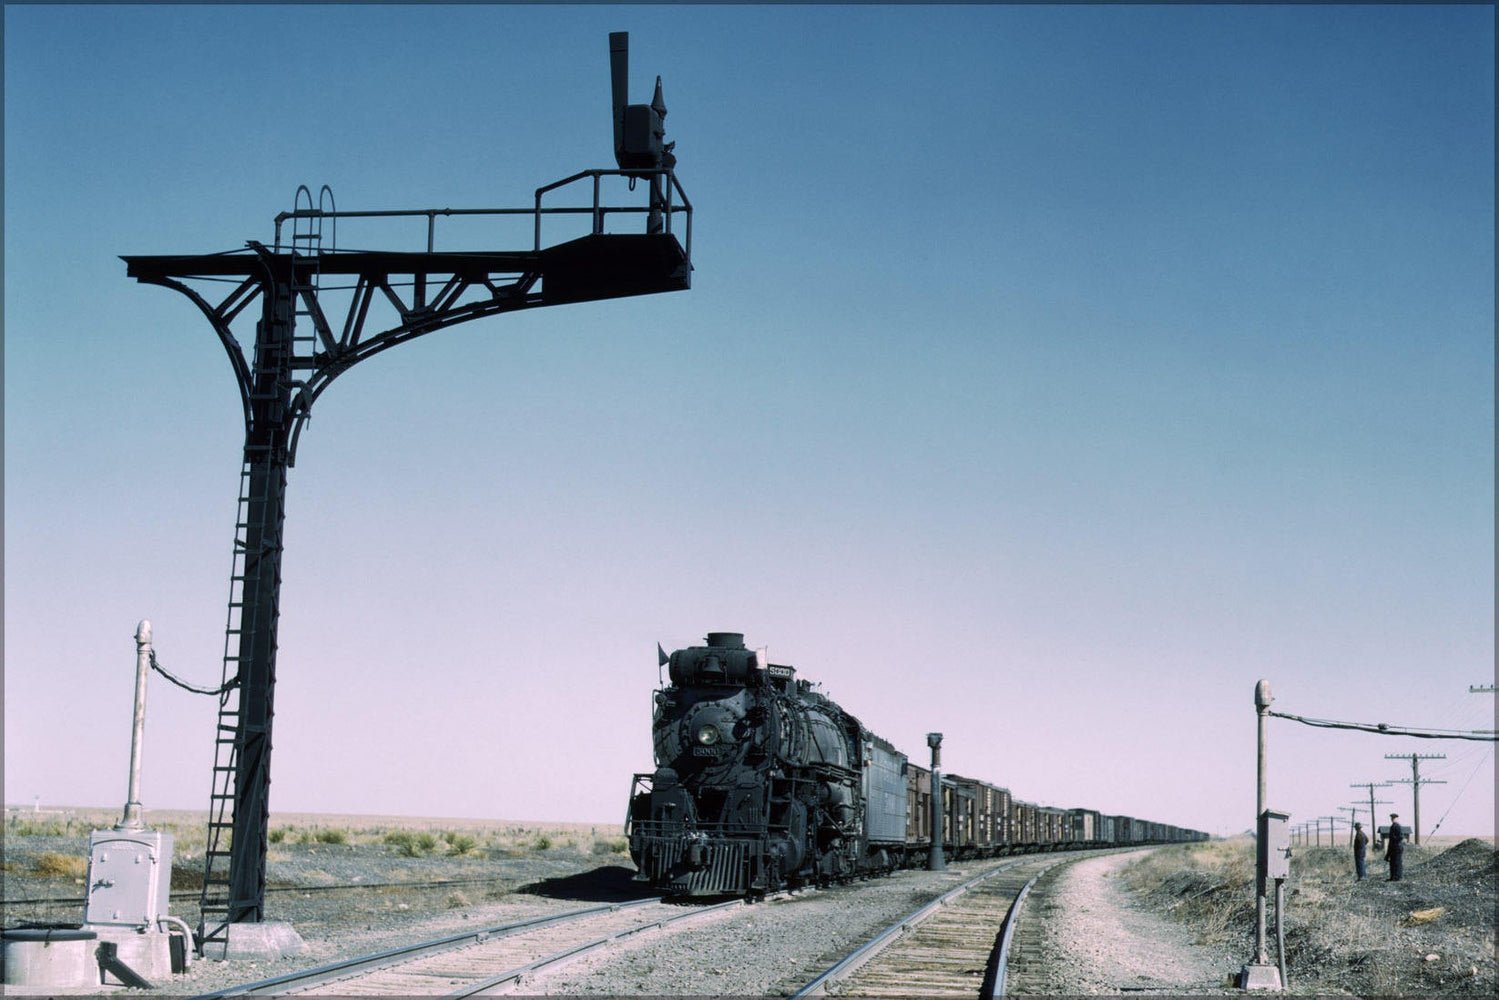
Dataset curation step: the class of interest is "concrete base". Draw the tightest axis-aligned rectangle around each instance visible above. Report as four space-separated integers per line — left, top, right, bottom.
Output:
3 928 99 989
88 925 176 985
200 921 307 962
1238 963 1284 990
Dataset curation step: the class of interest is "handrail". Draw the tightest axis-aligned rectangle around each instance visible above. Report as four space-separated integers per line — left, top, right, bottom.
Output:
268 167 690 261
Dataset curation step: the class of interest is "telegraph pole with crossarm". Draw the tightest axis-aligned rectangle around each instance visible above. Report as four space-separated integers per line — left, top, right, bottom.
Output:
1350 781 1393 844
1384 753 1446 845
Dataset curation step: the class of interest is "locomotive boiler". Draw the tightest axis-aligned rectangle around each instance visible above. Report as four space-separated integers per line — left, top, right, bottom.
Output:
626 632 905 895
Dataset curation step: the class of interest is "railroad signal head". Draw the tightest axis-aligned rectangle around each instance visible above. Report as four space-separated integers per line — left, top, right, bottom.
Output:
609 32 675 174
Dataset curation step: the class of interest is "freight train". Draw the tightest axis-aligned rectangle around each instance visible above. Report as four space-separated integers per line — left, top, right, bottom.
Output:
626 632 1207 896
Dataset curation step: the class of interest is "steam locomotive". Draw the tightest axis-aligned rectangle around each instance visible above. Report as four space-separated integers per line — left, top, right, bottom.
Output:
626 632 1206 896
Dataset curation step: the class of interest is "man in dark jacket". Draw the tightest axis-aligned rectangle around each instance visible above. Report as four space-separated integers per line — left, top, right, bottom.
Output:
1384 813 1405 881
1353 822 1368 881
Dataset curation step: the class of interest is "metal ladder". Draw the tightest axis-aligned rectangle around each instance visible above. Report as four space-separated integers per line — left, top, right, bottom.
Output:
200 188 325 945
198 450 277 947
289 185 335 365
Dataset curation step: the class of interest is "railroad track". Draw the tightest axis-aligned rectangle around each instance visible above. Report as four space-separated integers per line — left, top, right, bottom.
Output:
989 859 1065 997
15 850 1121 996
791 851 1102 998
190 893 767 998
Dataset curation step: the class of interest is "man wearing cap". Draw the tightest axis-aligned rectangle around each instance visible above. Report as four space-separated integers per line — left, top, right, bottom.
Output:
1353 822 1368 881
1384 812 1405 881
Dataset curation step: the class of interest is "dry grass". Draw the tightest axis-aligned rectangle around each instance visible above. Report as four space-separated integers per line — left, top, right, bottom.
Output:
1124 838 1257 946
1126 837 1497 997
7 807 624 859
31 851 88 879
4 807 629 896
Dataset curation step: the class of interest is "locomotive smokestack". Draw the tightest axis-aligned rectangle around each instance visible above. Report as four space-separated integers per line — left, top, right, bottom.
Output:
705 632 745 649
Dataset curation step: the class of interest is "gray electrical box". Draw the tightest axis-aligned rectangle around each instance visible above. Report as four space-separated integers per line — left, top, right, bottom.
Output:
84 829 173 927
1258 809 1291 882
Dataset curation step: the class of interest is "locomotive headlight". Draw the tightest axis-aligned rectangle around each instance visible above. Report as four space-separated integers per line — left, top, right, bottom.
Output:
695 724 721 746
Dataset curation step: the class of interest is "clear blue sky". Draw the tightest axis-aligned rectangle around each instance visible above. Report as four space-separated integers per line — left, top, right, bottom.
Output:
6 4 1493 839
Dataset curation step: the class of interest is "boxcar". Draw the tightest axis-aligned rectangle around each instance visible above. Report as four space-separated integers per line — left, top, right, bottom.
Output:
943 778 977 854
905 762 932 848
1069 808 1100 845
948 775 1009 855
1039 806 1066 846
863 732 908 859
1011 799 1038 849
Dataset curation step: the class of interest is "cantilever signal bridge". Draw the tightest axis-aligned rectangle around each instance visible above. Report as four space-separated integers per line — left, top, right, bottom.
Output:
123 167 691 951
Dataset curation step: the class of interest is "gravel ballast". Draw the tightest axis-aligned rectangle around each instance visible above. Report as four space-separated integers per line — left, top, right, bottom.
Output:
20 830 1488 996
1011 849 1241 995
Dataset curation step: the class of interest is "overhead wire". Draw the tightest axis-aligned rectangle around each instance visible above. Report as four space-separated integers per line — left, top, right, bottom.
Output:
148 649 237 696
1428 745 1495 836
1266 710 1497 742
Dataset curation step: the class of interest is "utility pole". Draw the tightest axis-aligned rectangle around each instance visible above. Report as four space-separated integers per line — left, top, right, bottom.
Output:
1338 806 1359 844
1385 753 1446 845
1254 682 1270 958
1350 782 1393 838
1472 686 1497 736
1239 679 1283 990
1322 816 1346 846
1350 782 1392 846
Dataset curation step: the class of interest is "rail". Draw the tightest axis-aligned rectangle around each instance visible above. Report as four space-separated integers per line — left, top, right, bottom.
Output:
986 860 1064 1000
441 895 745 999
189 890 772 999
186 898 662 998
789 857 1033 998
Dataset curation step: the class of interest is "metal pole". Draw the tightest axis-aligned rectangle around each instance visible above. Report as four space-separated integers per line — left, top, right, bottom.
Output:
927 732 945 871
1274 879 1288 989
1253 679 1270 965
118 619 152 831
1239 678 1284 990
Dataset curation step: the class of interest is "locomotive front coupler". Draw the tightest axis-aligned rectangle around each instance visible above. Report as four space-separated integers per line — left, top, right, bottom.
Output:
680 830 710 870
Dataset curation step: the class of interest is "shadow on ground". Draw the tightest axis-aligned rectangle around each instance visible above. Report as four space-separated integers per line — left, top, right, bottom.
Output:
519 865 659 902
